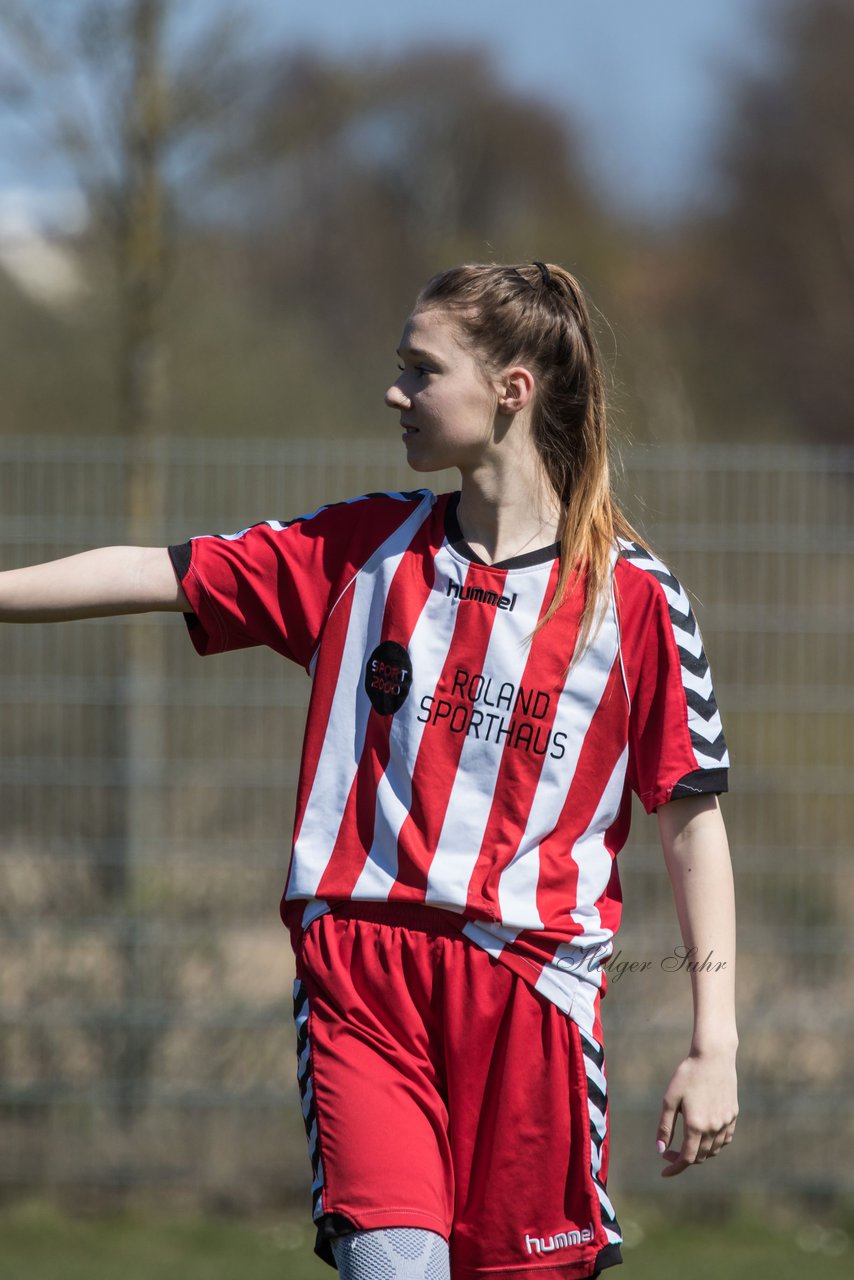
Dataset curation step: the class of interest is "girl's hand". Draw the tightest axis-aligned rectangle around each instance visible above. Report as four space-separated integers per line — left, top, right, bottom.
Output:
656 1048 738 1177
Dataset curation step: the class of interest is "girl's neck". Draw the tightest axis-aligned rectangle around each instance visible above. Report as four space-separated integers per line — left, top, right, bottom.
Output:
456 463 563 568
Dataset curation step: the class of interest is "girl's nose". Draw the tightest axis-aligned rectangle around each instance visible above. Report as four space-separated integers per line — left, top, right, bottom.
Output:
385 383 411 410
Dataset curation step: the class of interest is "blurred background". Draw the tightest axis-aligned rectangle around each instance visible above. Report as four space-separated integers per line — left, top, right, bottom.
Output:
0 1 852 1276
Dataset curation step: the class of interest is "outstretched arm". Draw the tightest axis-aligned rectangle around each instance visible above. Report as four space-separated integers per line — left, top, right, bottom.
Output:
0 546 190 622
655 792 738 1177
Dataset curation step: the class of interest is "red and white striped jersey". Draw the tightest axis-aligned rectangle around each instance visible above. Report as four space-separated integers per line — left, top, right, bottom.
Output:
169 489 729 1038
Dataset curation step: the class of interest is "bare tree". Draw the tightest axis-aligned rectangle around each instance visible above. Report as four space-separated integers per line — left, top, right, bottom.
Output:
0 0 263 1130
693 0 854 444
253 48 594 289
223 45 605 428
0 0 261 440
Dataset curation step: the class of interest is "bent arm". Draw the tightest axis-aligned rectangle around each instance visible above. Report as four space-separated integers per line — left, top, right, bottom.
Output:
655 793 738 1175
0 546 191 622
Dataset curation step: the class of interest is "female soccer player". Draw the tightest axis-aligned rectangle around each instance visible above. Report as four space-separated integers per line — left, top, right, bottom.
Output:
0 262 738 1280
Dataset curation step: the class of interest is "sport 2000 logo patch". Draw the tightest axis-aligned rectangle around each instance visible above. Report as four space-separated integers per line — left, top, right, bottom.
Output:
364 641 413 715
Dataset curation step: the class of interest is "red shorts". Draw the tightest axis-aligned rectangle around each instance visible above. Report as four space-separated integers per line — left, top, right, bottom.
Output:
288 902 623 1280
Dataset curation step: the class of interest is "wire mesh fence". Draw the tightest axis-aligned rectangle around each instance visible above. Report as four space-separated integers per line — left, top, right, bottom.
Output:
0 437 851 1210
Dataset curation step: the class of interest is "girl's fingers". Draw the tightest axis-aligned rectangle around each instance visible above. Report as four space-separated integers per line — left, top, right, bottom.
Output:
661 1115 736 1174
656 1097 679 1155
709 1117 737 1157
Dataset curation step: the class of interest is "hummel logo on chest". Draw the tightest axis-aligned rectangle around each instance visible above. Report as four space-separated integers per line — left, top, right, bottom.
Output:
446 580 517 611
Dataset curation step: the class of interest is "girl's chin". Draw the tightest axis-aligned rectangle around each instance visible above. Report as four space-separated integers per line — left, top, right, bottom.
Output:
405 455 443 472
402 435 461 473
402 439 435 468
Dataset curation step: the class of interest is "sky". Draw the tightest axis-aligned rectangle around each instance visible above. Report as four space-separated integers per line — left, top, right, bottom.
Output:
0 0 774 228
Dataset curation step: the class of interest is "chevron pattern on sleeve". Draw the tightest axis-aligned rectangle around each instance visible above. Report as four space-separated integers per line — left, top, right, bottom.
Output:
617 540 730 770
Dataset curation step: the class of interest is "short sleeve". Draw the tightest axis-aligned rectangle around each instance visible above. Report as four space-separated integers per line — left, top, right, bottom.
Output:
168 492 427 669
619 547 730 814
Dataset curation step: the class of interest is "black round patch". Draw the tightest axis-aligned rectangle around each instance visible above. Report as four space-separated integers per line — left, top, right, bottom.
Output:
364 640 413 715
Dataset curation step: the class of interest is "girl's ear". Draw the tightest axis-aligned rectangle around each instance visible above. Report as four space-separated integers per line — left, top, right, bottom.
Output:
496 365 535 415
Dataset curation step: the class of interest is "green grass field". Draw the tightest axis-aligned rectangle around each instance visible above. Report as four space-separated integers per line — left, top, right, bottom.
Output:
0 1199 850 1280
